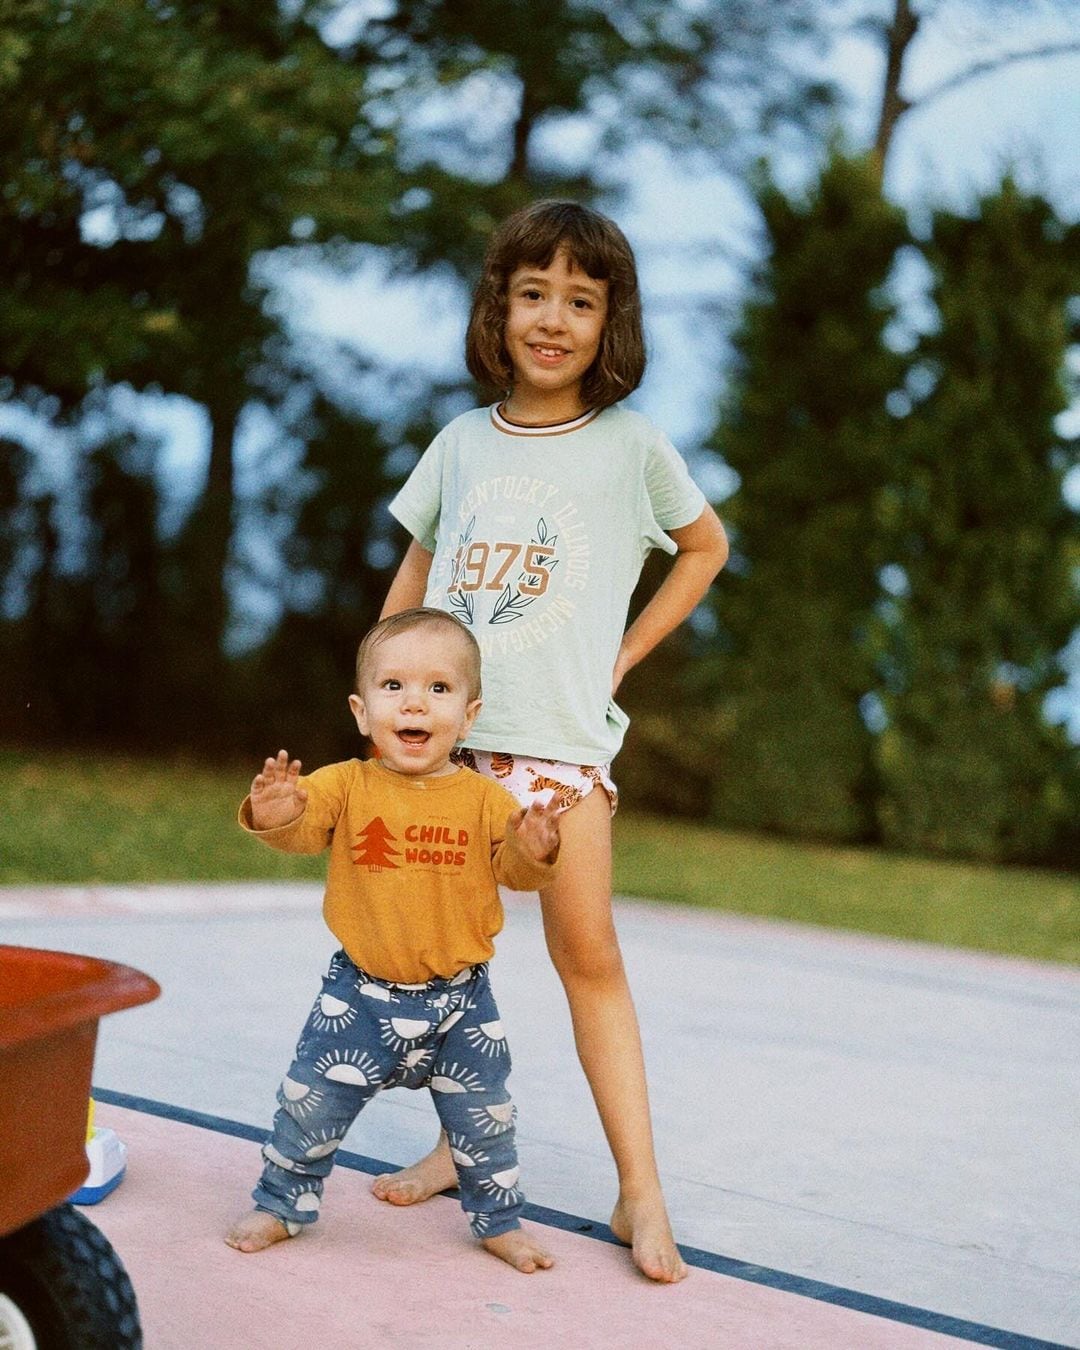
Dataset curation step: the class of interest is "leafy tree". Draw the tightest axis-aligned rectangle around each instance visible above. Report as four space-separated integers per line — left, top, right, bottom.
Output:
706 151 908 841
341 0 839 270
876 180 1080 862
0 0 398 666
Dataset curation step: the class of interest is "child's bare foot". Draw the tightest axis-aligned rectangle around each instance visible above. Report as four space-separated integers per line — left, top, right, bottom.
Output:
610 1191 687 1283
225 1209 295 1253
481 1228 554 1273
371 1141 457 1205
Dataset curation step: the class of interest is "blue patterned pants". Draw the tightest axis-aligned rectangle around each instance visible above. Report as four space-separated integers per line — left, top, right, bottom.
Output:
252 950 523 1239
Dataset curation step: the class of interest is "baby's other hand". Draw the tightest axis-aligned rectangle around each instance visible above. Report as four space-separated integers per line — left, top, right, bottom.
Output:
511 796 561 863
250 749 307 830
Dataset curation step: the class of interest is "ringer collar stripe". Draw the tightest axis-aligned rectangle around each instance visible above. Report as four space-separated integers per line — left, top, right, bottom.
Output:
490 403 600 437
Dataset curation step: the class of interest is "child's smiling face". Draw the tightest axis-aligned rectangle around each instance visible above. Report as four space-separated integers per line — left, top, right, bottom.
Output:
348 628 481 777
503 248 608 419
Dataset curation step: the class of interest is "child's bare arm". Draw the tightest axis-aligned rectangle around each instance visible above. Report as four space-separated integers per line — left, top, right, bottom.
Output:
509 796 561 864
249 750 308 831
612 504 728 693
380 539 434 618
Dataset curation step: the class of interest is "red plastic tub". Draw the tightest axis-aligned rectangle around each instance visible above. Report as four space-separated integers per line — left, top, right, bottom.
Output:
0 945 160 1238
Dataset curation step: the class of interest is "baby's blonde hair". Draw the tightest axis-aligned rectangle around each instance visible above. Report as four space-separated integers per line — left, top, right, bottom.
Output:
355 608 482 701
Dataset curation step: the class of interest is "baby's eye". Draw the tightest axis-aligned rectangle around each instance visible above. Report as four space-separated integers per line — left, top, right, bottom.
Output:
383 679 401 690
431 682 450 694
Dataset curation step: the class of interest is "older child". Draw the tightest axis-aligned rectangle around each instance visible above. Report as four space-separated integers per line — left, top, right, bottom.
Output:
226 607 560 1274
378 200 728 1282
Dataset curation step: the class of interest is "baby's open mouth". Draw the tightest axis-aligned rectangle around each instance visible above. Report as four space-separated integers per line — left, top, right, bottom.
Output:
397 729 430 745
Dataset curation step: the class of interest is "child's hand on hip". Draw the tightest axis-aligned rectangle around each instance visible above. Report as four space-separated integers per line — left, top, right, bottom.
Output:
250 749 308 830
511 796 561 863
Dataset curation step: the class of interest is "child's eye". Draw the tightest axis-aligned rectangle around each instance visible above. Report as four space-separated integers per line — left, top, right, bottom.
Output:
431 682 450 694
522 288 542 301
571 297 593 310
383 679 401 690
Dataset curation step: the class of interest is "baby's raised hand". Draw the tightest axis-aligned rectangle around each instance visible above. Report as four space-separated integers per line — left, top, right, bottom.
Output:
511 795 561 864
250 750 307 831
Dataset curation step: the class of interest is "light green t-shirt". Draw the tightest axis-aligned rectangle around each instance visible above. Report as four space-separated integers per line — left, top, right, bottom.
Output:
388 403 706 765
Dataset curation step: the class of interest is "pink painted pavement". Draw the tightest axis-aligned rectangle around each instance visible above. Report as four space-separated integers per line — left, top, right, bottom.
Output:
89 1103 976 1350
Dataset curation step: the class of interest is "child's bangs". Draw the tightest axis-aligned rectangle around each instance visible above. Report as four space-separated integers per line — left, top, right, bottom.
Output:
510 212 616 283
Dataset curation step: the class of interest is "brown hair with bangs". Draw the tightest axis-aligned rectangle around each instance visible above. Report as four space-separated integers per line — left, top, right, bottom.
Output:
465 199 646 411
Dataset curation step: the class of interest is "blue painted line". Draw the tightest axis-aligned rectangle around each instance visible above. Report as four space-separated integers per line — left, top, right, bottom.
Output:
93 1087 1074 1350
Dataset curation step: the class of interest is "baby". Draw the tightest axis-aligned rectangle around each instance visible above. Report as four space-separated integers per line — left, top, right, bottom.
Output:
225 607 559 1272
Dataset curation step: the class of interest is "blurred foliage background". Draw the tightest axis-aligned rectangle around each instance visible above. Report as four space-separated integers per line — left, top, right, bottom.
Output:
2 0 1078 868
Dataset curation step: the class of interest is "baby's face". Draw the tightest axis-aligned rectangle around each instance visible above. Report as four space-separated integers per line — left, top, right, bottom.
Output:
349 629 480 777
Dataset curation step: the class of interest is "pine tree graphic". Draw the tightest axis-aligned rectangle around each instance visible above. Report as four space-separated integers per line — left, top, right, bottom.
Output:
352 817 401 871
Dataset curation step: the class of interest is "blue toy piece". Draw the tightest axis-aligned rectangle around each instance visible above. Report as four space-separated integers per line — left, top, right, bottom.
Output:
71 1126 128 1205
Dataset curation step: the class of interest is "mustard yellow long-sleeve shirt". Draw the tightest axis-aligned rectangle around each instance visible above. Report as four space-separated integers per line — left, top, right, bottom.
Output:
239 759 555 982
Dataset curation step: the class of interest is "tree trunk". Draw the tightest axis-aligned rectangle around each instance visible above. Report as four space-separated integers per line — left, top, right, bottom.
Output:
182 400 239 659
873 0 920 176
510 84 536 184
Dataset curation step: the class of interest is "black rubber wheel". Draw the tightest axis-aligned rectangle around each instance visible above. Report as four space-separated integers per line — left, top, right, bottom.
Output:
0 1203 141 1350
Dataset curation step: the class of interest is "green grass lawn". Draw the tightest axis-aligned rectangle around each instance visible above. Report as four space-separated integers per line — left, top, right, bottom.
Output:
2 748 1077 965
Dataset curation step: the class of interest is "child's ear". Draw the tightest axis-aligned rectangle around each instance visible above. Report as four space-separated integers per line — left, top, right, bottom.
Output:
348 693 370 737
459 697 482 739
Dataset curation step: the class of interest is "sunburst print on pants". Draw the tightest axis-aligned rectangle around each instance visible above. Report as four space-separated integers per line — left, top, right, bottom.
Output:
278 1075 326 1122
477 1165 522 1206
379 1015 433 1054
250 952 526 1240
447 1133 491 1170
312 1047 383 1088
467 1100 516 1136
309 990 359 1034
429 1060 486 1094
356 979 398 1003
463 1019 508 1057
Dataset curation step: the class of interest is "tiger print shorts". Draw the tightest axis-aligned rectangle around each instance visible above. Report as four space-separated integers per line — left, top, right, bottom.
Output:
452 747 618 816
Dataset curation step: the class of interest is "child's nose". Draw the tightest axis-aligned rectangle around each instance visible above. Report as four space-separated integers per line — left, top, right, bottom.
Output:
537 298 565 330
401 686 427 711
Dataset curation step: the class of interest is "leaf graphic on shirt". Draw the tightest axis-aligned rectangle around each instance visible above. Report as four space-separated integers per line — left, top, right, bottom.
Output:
448 589 474 624
489 584 533 623
447 515 476 593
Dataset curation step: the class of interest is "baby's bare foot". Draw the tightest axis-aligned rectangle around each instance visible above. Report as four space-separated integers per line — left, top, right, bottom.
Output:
225 1209 295 1253
610 1192 687 1283
371 1143 457 1206
481 1227 554 1273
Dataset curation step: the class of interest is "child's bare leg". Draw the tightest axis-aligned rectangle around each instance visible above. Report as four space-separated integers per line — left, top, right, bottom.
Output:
482 1227 554 1273
370 1136 457 1204
225 1209 296 1253
541 790 687 1284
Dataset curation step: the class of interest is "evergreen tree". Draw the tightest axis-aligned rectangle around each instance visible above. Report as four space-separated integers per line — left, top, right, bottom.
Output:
706 152 908 841
5 430 168 746
876 180 1080 862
